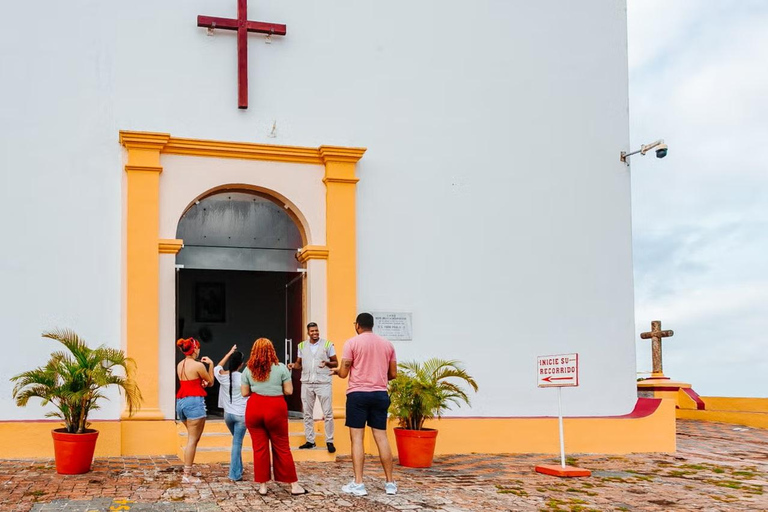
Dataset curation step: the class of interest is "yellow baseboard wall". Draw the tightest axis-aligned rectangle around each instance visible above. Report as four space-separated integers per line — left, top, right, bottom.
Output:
0 421 122 458
676 397 768 429
121 420 178 456
356 398 676 456
0 398 677 459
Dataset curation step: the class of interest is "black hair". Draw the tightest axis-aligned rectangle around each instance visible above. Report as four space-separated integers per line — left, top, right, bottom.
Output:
307 322 318 329
227 351 244 403
356 312 374 330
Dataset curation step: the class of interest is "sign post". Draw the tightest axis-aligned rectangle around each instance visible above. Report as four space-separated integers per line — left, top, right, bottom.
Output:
534 353 591 478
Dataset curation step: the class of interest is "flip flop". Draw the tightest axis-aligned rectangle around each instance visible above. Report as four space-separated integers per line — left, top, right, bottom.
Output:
291 489 309 496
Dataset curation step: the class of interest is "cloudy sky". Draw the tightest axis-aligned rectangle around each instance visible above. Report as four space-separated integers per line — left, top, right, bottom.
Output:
628 1 768 397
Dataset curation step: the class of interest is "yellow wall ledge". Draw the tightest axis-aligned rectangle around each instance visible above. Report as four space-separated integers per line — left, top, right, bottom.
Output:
351 398 676 456
119 131 367 166
297 245 329 263
0 399 675 459
677 397 768 429
158 239 184 254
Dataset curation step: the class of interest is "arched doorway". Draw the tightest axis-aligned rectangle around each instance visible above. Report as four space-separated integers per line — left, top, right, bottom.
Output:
174 190 306 416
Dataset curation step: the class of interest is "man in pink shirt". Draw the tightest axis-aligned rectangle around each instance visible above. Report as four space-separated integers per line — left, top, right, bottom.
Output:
332 312 398 496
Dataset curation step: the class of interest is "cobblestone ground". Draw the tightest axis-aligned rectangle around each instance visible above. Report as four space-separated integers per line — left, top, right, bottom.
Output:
0 420 765 512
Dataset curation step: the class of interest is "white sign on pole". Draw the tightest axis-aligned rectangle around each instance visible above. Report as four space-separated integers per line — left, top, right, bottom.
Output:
537 353 579 388
537 353 580 471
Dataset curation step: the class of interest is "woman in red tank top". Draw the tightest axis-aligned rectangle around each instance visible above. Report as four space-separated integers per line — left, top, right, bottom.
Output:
176 337 214 483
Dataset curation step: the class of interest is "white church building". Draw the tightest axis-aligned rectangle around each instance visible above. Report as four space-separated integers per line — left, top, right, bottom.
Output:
0 0 674 458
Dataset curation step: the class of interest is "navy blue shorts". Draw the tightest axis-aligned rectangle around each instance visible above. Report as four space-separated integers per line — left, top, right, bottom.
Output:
345 391 390 430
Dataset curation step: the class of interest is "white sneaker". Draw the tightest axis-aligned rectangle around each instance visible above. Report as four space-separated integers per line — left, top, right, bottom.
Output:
341 481 367 496
385 481 397 495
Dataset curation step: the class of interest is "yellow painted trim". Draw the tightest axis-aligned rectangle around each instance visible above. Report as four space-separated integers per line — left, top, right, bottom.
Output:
119 129 366 438
121 420 178 455
119 131 171 150
0 422 123 458
323 177 360 185
0 397 677 458
118 130 367 165
122 137 165 421
418 403 676 454
0 420 180 458
319 146 368 164
124 165 164 173
158 239 184 254
677 397 768 429
297 245 329 263
165 137 323 164
677 409 768 429
637 379 696 410
699 396 768 413
332 399 677 456
323 157 361 417
636 379 691 389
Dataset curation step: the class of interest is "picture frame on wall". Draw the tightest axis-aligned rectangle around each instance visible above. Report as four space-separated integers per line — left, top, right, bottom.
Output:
195 282 226 323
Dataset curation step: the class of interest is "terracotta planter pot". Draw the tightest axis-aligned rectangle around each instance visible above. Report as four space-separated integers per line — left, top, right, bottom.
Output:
51 428 99 474
394 427 438 468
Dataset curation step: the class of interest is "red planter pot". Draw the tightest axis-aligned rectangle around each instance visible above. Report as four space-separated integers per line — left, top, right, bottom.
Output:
51 428 99 474
394 428 438 468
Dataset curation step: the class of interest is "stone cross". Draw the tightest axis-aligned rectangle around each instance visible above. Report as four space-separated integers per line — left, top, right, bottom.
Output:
640 320 674 377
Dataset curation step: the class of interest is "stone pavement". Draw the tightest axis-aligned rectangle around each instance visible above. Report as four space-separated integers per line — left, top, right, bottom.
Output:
0 420 765 512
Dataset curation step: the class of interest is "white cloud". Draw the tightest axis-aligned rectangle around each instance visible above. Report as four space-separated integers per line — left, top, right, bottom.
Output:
628 1 768 397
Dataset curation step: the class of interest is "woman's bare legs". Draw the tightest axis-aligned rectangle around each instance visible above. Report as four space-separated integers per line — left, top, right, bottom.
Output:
183 417 206 481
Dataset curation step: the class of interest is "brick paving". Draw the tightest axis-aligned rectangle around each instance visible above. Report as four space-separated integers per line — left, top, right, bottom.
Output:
0 419 765 512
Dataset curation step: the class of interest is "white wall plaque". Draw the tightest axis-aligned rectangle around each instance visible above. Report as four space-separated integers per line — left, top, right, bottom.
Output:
372 312 413 341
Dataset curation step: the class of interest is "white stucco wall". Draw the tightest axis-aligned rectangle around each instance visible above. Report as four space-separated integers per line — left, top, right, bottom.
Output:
1 0 633 419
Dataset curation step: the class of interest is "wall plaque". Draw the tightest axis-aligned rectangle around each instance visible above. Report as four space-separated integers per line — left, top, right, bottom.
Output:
372 312 412 341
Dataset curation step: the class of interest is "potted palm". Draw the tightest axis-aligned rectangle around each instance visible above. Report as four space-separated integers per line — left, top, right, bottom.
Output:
388 358 477 468
11 329 142 474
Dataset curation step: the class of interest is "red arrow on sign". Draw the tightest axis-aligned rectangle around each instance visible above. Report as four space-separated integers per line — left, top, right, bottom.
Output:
542 376 573 382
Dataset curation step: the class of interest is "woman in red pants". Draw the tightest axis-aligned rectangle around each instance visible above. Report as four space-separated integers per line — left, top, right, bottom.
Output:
241 338 307 496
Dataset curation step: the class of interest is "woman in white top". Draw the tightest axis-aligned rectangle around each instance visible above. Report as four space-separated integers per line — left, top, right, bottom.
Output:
214 344 248 482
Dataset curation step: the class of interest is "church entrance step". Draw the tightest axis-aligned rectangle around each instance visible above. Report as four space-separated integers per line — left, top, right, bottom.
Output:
176 419 334 462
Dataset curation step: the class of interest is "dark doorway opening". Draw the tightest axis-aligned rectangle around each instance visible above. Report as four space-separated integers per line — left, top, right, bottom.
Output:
173 190 307 419
175 268 304 416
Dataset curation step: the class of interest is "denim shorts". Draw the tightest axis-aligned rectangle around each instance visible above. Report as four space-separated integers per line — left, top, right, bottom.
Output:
345 391 390 430
176 396 207 421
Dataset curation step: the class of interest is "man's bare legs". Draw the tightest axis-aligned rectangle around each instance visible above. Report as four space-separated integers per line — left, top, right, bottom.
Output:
370 427 394 482
349 427 366 483
349 427 394 484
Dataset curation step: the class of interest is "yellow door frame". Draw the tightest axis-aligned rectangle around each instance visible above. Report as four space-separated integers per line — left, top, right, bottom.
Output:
119 131 365 455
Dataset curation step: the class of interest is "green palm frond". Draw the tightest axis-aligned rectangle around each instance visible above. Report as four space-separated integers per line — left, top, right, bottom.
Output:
388 358 478 430
11 329 143 433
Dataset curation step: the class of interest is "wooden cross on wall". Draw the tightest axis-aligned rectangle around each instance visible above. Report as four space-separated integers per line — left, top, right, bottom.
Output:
198 0 286 109
640 320 674 377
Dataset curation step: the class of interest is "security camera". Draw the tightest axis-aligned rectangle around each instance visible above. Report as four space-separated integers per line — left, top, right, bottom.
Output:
620 139 668 164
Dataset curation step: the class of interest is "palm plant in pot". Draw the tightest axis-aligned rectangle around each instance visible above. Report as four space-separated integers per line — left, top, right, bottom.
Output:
11 329 142 474
388 358 477 467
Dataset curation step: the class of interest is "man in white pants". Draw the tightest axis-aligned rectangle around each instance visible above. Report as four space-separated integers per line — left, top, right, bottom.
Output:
288 322 338 453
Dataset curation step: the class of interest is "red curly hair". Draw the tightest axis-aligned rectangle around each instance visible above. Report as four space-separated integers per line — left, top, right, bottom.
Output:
176 337 199 356
246 338 279 382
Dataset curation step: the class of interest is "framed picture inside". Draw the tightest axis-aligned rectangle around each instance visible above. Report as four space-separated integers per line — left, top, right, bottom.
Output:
195 282 226 323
